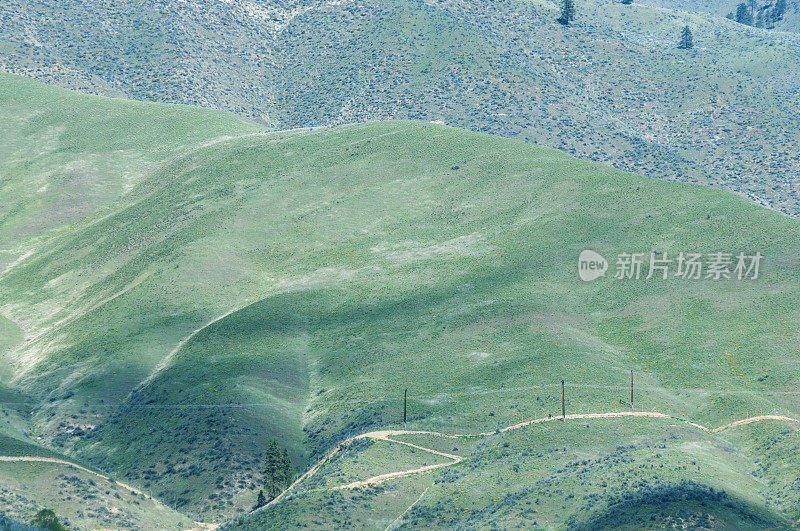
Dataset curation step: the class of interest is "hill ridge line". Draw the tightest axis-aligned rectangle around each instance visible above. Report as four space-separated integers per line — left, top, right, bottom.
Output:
135 305 243 390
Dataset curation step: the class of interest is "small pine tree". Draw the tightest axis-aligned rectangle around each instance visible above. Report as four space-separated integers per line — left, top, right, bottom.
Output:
253 490 267 510
281 448 293 486
264 439 286 500
31 509 67 531
557 0 575 25
678 26 693 49
621 0 633 5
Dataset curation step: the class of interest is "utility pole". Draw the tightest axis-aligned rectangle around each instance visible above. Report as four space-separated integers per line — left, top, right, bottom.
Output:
404 388 407 429
630 370 634 411
561 379 566 420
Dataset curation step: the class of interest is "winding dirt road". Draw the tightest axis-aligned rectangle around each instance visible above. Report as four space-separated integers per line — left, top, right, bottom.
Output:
329 434 463 491
4 411 798 519
710 414 799 433
273 411 800 496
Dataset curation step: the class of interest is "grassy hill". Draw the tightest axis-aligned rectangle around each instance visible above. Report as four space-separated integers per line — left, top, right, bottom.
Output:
2 0 800 218
1 73 800 526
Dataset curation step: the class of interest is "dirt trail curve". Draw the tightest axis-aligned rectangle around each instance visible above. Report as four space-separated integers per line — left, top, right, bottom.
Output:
711 414 800 432
267 411 800 498
0 455 221 530
329 433 463 491
0 455 149 498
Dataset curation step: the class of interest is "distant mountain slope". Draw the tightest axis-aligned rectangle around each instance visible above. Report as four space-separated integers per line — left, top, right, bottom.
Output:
1 0 800 215
2 74 800 523
639 0 800 32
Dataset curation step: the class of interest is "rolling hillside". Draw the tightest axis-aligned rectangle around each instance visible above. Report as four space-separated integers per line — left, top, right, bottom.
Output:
1 74 800 526
0 73 259 528
1 0 800 218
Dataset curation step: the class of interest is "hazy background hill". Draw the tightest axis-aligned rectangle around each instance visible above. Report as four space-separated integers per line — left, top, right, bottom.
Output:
640 0 800 32
2 74 800 526
2 0 800 216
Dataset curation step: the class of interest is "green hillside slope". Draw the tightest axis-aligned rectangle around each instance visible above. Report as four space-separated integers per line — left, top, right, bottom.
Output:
2 0 800 217
1 74 799 525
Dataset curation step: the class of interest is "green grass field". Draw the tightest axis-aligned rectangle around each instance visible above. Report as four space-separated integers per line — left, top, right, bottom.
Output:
1 73 800 527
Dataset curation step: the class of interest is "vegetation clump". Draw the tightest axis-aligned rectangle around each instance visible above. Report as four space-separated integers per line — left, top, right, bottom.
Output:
726 0 787 28
568 481 782 529
31 509 67 531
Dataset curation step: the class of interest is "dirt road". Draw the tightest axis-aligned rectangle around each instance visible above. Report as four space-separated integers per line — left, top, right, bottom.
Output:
280 411 800 495
5 411 798 519
0 455 149 497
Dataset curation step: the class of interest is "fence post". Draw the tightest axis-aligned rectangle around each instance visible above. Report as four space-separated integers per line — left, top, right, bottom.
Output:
404 389 407 429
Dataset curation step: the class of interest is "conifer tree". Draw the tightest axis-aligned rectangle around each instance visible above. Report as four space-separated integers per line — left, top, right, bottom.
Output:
264 439 287 500
678 26 693 49
282 448 293 486
557 0 575 25
253 490 267 510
